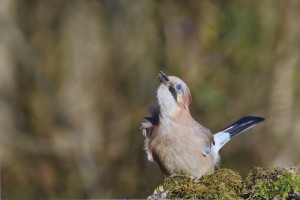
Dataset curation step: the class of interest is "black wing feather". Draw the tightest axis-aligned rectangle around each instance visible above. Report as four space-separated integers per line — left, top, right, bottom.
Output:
144 105 160 125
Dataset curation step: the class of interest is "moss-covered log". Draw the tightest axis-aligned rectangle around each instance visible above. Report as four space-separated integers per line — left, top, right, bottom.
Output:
148 166 300 200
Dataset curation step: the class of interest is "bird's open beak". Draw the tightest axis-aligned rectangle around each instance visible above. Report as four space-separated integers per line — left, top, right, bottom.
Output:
158 71 169 85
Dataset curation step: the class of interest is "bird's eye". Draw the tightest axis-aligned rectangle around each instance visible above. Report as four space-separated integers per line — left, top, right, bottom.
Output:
175 84 183 91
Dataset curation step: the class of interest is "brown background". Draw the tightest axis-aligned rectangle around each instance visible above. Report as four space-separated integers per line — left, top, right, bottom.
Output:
0 0 299 198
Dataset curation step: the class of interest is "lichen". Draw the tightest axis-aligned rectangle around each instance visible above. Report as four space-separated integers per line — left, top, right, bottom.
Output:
148 166 300 200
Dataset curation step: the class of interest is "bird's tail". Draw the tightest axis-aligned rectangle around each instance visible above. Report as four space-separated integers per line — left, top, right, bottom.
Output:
213 116 265 153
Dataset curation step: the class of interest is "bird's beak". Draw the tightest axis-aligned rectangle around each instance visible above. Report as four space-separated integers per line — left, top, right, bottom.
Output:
158 71 169 85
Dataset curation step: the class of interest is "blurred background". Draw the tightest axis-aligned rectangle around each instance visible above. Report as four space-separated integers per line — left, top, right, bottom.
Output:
0 0 299 198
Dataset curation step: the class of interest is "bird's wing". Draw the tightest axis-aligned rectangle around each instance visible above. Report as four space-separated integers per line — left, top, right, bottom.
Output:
192 124 214 155
141 105 160 138
140 120 153 138
193 122 214 144
144 105 160 126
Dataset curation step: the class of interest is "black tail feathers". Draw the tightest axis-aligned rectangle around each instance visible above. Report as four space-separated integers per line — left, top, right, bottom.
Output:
221 116 265 138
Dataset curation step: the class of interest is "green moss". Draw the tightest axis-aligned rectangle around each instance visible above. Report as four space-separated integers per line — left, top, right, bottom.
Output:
151 168 243 200
243 167 300 199
148 166 300 200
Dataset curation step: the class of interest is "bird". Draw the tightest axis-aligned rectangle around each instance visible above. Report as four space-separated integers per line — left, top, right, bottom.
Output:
140 71 265 178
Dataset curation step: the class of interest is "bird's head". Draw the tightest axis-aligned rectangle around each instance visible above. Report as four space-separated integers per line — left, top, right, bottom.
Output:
157 71 192 117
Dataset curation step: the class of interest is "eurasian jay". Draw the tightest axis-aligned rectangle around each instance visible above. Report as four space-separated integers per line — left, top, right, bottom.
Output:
141 71 264 177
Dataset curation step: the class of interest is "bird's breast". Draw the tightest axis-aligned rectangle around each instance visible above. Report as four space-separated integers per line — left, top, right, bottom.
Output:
149 122 215 177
